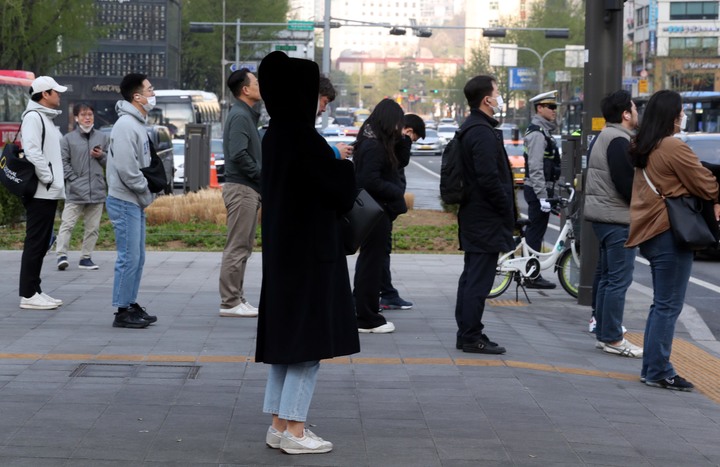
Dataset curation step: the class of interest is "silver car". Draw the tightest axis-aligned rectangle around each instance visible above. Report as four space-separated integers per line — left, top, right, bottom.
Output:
411 129 443 156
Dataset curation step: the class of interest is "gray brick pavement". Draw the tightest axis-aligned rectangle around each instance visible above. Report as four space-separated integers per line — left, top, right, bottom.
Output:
0 250 719 466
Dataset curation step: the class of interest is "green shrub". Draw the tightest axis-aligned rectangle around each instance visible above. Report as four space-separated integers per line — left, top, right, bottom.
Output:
0 186 26 226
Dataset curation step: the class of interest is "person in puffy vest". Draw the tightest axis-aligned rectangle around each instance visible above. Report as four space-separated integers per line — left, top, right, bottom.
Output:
523 90 561 289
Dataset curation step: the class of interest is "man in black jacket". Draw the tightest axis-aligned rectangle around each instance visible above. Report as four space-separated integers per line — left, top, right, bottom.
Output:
454 75 516 354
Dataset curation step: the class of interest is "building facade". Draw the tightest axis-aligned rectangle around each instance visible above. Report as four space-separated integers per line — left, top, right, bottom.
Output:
55 0 181 132
625 0 720 93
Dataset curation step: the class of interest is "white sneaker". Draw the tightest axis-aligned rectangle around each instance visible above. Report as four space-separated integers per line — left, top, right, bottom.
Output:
40 292 62 306
266 426 284 449
603 339 643 358
595 341 605 350
241 299 258 313
280 429 332 454
20 293 59 310
588 316 596 333
358 322 395 333
219 301 258 317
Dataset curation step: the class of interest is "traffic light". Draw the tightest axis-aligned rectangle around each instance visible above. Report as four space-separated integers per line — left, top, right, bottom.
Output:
431 89 439 94
389 27 406 35
415 28 432 38
399 88 408 93
482 28 507 38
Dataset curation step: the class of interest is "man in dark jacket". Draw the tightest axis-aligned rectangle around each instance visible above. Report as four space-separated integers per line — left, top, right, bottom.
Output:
454 75 516 354
56 103 109 271
218 68 262 318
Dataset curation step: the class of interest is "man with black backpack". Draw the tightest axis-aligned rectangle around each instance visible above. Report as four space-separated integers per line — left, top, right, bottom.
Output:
453 75 516 354
523 90 561 289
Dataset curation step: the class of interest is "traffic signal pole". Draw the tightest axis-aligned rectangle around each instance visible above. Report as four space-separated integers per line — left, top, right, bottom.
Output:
577 1 625 306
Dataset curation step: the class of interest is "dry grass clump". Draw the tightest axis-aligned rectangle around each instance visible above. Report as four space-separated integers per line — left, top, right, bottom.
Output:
146 188 226 225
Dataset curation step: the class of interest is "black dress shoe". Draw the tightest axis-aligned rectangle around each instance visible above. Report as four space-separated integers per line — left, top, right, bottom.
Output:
525 277 556 289
130 303 157 323
113 308 150 329
463 340 506 354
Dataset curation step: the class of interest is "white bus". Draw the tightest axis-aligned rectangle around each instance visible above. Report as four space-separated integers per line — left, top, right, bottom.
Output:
150 90 221 138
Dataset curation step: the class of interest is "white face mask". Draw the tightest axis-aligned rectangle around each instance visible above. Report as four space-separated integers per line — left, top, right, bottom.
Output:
679 113 687 131
141 96 156 112
78 123 93 133
490 94 504 115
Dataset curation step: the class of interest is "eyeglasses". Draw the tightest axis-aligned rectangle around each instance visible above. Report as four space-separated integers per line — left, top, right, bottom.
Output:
545 104 558 110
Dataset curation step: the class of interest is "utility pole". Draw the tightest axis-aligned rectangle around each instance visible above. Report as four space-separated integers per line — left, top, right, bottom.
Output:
576 0 626 306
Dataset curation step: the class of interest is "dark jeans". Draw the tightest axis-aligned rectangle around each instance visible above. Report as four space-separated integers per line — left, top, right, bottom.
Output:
639 230 693 382
592 222 636 344
455 252 497 343
379 224 399 300
523 184 550 253
354 213 391 329
19 198 58 298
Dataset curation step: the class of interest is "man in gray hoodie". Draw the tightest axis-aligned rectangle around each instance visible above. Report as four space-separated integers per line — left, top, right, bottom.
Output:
18 76 67 310
106 73 158 329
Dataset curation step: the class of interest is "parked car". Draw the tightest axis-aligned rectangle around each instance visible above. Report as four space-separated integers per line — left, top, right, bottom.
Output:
437 124 459 146
498 123 519 141
424 119 438 130
172 139 185 186
210 138 225 181
411 129 443 156
440 117 456 125
504 139 526 187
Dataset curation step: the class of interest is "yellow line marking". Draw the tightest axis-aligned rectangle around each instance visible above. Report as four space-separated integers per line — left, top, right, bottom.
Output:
3 334 719 405
488 299 528 307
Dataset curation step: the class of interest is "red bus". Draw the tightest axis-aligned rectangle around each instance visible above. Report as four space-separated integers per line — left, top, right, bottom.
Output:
0 70 35 147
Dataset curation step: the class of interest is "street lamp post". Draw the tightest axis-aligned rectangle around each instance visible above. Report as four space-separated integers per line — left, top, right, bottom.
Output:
515 47 566 91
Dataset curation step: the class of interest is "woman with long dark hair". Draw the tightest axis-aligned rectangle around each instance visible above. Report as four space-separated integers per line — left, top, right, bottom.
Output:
627 90 720 391
353 98 409 333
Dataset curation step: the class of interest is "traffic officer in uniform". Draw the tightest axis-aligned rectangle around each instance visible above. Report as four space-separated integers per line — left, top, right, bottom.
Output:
523 90 561 289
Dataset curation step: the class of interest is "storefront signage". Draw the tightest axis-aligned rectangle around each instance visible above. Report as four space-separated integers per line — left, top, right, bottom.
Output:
92 84 121 93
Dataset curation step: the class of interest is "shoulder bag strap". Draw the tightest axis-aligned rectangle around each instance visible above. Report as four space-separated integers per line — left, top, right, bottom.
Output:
642 168 664 198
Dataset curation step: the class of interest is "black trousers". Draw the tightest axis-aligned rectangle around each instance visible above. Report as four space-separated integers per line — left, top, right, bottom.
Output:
523 184 550 253
19 198 57 298
354 213 391 329
455 252 497 343
379 223 399 299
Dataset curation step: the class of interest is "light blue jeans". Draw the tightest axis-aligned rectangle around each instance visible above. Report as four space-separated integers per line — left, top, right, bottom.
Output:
639 230 693 382
263 361 320 422
592 222 636 344
106 196 146 308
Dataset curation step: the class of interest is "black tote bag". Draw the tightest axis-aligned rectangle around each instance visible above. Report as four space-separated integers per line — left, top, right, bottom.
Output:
342 189 385 255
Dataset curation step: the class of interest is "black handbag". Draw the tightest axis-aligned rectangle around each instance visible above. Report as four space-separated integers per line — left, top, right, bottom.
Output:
141 138 168 193
0 111 45 198
643 169 719 249
342 188 385 255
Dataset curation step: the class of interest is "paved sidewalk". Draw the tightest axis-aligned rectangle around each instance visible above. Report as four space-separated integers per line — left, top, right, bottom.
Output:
1 250 720 466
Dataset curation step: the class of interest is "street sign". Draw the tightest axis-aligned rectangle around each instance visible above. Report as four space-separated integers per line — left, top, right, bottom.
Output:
288 20 314 31
509 67 537 91
638 79 649 94
275 45 297 51
229 62 257 72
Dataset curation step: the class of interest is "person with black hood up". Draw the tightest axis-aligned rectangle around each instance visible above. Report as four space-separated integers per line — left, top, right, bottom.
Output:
255 51 359 455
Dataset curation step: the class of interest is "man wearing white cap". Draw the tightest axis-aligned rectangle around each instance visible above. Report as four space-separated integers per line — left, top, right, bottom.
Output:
18 76 68 310
523 90 561 289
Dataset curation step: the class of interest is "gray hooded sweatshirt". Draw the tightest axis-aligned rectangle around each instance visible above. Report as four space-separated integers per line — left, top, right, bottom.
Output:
20 100 65 200
107 100 153 209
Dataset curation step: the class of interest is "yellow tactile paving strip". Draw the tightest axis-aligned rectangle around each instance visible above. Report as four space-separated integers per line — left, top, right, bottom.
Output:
1 334 718 404
487 299 528 307
626 332 720 404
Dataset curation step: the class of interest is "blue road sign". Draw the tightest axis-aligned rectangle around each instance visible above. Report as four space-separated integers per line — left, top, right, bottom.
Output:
509 67 538 91
229 62 257 73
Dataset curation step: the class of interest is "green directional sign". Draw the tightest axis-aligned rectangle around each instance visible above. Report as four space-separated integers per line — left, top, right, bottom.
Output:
288 20 314 31
275 45 297 51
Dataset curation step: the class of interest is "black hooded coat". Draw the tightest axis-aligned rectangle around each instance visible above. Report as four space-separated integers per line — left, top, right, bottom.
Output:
255 52 360 364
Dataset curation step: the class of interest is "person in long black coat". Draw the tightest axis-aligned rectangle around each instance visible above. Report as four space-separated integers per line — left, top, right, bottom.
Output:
353 99 408 333
455 75 516 354
255 51 359 454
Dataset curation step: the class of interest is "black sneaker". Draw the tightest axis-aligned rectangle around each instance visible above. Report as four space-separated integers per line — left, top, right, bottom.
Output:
379 296 413 310
456 333 498 349
646 374 694 392
129 303 157 324
113 308 150 329
463 339 506 354
525 276 556 289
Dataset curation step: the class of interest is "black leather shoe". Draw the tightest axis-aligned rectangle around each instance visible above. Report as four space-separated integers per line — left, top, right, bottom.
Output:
113 308 150 329
525 277 556 289
463 340 506 354
130 303 157 324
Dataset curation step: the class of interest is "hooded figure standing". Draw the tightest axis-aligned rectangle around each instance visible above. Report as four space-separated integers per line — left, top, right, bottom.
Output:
255 52 359 454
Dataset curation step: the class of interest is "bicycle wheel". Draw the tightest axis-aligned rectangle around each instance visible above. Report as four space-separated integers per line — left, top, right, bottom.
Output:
557 248 580 298
488 255 514 299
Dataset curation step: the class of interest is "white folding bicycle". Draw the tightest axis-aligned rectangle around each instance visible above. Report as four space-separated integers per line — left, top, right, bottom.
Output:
489 182 581 301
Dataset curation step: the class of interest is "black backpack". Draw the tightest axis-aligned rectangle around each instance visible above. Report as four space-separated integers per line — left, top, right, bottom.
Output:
439 123 481 204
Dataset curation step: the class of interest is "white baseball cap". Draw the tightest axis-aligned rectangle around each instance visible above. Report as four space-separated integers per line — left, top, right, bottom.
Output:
30 76 68 94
